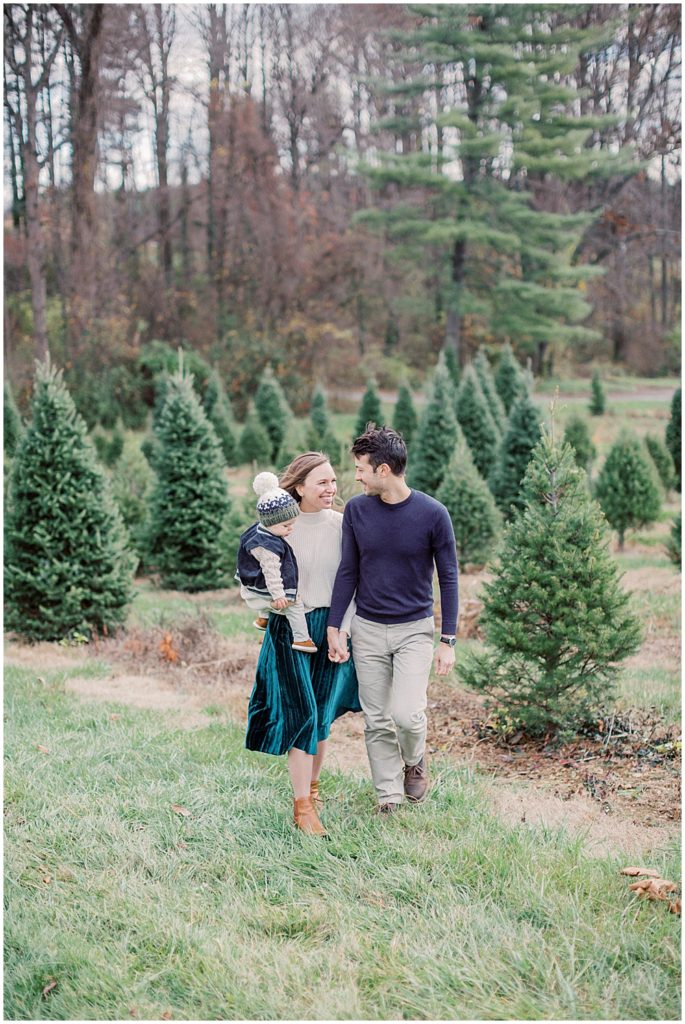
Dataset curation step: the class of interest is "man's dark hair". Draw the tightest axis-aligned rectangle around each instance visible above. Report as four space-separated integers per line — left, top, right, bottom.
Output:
351 423 407 476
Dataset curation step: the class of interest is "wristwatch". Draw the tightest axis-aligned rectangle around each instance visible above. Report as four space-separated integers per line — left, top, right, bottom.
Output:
439 635 456 647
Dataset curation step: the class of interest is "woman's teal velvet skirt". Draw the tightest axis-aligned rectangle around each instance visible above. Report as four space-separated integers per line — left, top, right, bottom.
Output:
245 607 361 756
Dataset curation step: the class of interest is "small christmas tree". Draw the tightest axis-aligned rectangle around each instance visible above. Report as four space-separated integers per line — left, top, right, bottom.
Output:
589 371 606 416
665 387 681 492
306 386 339 457
666 514 681 570
460 430 641 737
563 414 597 471
443 346 460 390
494 342 525 414
146 364 232 591
239 404 273 465
203 370 238 466
474 349 506 433
644 433 676 493
4 380 24 457
408 356 464 496
455 365 501 481
393 382 418 447
254 364 293 462
489 389 543 517
354 379 383 438
436 439 502 566
594 432 662 549
5 359 136 640
111 434 155 560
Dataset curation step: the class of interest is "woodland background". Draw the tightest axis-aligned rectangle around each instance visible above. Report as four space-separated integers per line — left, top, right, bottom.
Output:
3 3 682 422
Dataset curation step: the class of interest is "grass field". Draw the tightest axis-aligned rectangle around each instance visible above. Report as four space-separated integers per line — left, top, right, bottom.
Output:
4 376 681 1020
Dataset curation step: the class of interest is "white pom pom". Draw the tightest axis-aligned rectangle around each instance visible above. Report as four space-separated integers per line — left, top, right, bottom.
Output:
253 471 280 497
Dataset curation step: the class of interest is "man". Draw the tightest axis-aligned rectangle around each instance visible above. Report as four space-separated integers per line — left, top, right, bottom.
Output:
327 424 458 813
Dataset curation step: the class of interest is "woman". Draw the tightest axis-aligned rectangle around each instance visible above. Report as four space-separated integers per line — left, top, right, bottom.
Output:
245 452 360 836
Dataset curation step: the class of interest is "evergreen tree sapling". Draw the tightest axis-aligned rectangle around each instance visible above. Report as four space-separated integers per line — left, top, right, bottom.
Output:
354 379 383 438
306 386 339 458
4 380 23 456
665 387 681 491
455 365 500 480
240 404 273 465
474 349 506 432
110 434 155 560
436 439 502 566
594 432 662 549
460 432 641 736
589 371 606 415
563 414 597 471
146 367 232 590
443 346 460 391
666 514 681 570
5 360 136 640
203 370 238 466
644 433 677 493
494 342 525 414
393 382 418 446
489 389 543 516
254 364 293 462
407 356 464 495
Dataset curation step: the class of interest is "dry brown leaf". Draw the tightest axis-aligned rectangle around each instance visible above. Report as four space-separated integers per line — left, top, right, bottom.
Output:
159 633 179 663
42 875 51 884
176 840 188 850
629 878 679 901
620 866 661 877
129 1008 138 1018
171 804 191 817
161 1012 173 1020
668 900 681 915
109 713 122 721
42 979 57 998
36 745 50 754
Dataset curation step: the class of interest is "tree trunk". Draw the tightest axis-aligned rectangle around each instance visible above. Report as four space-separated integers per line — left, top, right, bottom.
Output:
444 238 466 363
23 107 49 361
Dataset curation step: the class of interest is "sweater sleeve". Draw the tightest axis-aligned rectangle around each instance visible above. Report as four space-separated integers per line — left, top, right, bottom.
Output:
432 508 459 635
327 505 359 629
251 546 286 600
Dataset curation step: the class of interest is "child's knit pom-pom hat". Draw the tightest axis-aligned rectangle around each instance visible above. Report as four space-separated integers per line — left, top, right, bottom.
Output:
253 472 300 527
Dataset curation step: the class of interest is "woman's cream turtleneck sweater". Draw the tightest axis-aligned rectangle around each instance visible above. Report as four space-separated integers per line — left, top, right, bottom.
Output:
287 507 353 632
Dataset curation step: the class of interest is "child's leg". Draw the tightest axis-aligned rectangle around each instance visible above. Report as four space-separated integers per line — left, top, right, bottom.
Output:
284 599 312 643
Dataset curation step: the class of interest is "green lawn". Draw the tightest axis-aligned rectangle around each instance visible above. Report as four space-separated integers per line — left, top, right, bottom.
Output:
4 665 680 1021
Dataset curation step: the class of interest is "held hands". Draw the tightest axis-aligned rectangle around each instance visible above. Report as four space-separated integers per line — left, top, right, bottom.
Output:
433 643 456 677
326 626 350 663
270 597 289 610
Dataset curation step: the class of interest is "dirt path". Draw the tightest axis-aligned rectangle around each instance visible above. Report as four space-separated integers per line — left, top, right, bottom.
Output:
6 629 679 858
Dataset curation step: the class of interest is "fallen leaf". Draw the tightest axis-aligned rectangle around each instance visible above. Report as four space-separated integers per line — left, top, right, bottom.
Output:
159 633 179 663
171 804 191 817
161 1012 172 1020
42 979 57 998
129 1008 137 1018
176 840 188 850
37 677 46 685
620 866 661 877
109 713 122 721
42 875 51 884
36 745 50 754
668 900 681 915
629 878 678 901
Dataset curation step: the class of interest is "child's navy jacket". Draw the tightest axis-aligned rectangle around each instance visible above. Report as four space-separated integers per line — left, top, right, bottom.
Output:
235 522 299 600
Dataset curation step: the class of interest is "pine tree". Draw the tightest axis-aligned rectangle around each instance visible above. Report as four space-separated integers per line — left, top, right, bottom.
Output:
254 364 293 462
644 433 677 493
146 366 232 591
436 439 502 566
393 382 418 447
455 365 500 480
489 389 543 516
460 431 641 737
666 514 681 570
594 432 662 549
306 386 340 458
203 370 238 466
665 387 681 492
5 360 136 640
239 404 273 466
474 349 506 433
354 380 383 438
443 347 460 391
408 357 464 495
111 435 155 560
494 343 525 414
4 380 23 456
563 414 597 471
589 371 606 415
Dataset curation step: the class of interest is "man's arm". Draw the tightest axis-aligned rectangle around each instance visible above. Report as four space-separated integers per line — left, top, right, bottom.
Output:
432 508 459 675
327 507 359 660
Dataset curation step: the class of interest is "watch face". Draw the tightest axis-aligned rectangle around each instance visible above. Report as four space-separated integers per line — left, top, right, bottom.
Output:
441 637 456 647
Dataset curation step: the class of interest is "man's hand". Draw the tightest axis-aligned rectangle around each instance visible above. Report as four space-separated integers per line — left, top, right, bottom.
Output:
327 626 350 663
271 597 289 610
433 643 455 677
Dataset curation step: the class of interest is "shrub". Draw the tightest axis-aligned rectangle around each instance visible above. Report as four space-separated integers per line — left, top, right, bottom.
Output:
594 432 662 549
563 414 596 471
459 432 641 737
5 360 136 640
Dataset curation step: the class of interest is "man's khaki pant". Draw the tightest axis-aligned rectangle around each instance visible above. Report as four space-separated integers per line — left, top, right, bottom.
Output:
350 614 434 804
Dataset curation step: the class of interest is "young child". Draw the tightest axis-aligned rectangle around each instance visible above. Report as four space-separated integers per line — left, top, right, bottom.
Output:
235 472 318 653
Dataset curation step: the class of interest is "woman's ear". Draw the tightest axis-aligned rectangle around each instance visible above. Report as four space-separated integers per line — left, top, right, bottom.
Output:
296 485 304 497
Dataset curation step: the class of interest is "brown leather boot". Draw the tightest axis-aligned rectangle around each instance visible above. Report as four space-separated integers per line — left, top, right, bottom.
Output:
293 796 328 837
310 779 323 809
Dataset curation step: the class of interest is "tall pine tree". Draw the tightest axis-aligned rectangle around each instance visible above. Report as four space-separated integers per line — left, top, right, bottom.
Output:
408 356 464 495
146 365 232 591
5 360 135 640
455 365 500 480
254 364 293 462
489 389 543 516
354 380 383 438
437 439 502 566
595 432 662 549
393 382 418 446
460 431 641 736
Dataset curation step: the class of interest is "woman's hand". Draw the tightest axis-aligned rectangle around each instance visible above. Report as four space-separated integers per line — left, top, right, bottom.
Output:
326 626 350 663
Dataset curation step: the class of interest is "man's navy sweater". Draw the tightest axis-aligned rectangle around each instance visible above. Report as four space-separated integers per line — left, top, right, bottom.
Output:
328 490 459 634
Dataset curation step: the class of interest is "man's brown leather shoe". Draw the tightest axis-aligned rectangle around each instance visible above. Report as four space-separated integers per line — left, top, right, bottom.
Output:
404 756 429 802
293 796 328 837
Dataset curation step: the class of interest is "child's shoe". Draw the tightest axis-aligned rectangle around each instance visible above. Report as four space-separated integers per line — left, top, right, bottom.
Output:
253 616 269 631
292 639 318 654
